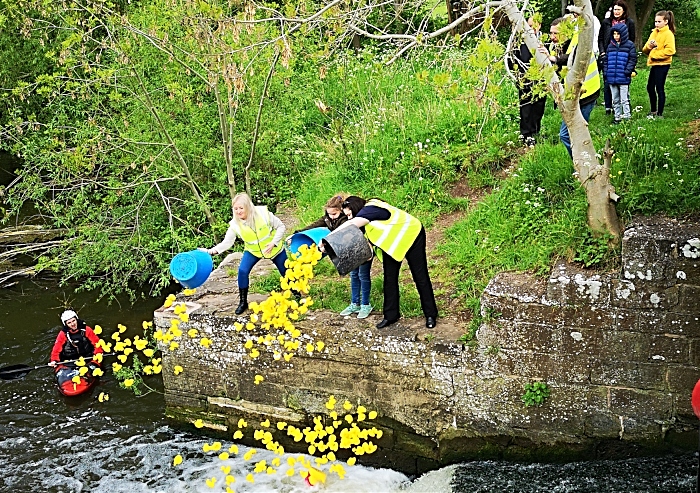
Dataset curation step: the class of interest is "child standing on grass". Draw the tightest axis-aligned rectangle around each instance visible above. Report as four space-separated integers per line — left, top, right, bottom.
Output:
603 23 637 124
643 10 676 119
339 196 373 319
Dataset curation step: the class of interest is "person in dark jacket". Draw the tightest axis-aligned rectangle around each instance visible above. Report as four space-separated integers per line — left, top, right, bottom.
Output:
49 310 103 365
603 23 637 123
599 0 636 115
294 194 348 233
508 17 547 146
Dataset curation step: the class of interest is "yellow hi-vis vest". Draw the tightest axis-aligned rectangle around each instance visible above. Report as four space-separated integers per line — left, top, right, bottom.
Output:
566 31 600 100
235 206 283 259
364 200 422 262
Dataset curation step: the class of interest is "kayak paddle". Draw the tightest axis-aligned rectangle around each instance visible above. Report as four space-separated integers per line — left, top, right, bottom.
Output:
0 354 113 381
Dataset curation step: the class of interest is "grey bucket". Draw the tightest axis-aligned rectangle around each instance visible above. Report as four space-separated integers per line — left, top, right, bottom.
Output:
322 225 373 275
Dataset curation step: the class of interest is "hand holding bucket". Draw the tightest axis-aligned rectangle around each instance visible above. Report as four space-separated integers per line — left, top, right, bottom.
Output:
321 225 373 275
288 227 331 257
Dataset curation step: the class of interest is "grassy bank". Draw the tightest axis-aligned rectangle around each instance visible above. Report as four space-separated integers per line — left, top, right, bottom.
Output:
279 29 700 329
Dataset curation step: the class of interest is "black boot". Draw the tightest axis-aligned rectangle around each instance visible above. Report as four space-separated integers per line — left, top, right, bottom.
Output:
235 288 249 315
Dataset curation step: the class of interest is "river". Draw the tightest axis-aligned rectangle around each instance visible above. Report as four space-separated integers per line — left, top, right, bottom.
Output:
0 150 697 492
0 277 696 492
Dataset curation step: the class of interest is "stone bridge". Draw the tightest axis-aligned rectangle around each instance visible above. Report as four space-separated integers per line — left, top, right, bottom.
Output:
155 216 700 474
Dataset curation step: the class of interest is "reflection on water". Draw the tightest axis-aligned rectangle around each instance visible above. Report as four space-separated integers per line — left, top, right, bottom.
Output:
0 277 696 492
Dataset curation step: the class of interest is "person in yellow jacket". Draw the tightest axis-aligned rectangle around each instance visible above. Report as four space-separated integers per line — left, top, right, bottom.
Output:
338 198 438 329
201 193 287 314
642 10 676 118
542 16 601 158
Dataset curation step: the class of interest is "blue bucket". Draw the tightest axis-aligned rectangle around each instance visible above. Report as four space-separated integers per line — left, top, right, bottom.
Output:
169 250 213 289
289 227 330 257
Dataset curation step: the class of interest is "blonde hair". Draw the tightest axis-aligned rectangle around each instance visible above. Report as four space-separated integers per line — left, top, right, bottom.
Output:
232 193 260 229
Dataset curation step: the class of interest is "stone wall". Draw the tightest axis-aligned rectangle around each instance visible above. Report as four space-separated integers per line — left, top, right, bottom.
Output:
156 217 700 475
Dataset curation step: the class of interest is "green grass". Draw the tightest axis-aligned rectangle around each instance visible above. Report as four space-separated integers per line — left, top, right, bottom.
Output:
438 40 700 312
289 33 700 326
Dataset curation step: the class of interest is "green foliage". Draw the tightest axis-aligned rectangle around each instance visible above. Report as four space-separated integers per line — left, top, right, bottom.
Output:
250 270 284 295
574 231 617 268
114 358 145 395
0 0 698 313
485 345 500 355
522 381 551 407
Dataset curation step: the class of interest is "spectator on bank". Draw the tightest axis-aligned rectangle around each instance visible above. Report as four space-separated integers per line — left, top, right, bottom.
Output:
542 16 600 158
642 10 676 119
508 17 547 146
603 23 637 124
599 1 636 116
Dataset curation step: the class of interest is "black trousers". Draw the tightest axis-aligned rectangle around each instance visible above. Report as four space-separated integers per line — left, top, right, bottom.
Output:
519 94 546 139
647 64 670 115
381 227 438 321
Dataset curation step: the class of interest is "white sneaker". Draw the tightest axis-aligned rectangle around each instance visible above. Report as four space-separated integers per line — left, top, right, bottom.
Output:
357 304 373 319
340 303 360 316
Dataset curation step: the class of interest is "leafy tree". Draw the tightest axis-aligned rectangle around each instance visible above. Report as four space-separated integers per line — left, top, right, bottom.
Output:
345 0 621 239
0 0 321 297
0 0 623 298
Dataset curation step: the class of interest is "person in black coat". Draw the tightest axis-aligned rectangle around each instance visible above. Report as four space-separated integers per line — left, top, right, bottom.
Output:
599 0 636 115
603 23 637 123
508 17 546 146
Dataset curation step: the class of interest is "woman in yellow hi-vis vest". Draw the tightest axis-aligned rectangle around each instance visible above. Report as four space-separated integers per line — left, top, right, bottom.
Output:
339 198 438 329
201 193 288 315
542 16 601 158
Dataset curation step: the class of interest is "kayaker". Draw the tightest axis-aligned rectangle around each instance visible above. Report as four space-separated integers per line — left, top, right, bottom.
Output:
48 310 103 366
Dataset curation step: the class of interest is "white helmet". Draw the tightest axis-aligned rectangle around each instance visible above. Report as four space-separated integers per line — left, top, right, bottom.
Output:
60 310 78 324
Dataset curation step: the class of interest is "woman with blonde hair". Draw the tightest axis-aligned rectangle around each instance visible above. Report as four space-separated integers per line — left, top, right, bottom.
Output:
201 193 288 314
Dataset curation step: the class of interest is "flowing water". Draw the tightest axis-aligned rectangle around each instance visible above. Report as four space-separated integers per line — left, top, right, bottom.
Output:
0 151 697 492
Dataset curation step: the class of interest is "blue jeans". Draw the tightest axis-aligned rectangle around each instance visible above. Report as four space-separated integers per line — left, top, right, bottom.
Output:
559 99 596 158
237 249 287 289
350 259 372 305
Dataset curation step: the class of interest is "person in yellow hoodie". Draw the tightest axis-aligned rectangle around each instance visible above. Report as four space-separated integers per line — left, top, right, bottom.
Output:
642 10 676 118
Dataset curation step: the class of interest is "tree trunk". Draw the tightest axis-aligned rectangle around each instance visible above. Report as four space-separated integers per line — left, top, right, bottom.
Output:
502 0 621 242
629 0 656 50
245 50 281 198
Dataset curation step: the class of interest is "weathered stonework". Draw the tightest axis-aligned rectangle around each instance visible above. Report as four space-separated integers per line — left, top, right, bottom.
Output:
156 217 700 474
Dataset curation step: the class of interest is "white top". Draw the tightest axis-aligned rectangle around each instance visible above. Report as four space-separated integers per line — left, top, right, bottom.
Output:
211 206 286 254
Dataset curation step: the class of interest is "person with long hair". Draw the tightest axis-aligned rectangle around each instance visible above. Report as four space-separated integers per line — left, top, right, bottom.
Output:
599 0 636 115
201 193 288 315
293 193 373 318
339 196 374 319
336 198 437 329
642 10 676 118
294 194 348 234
